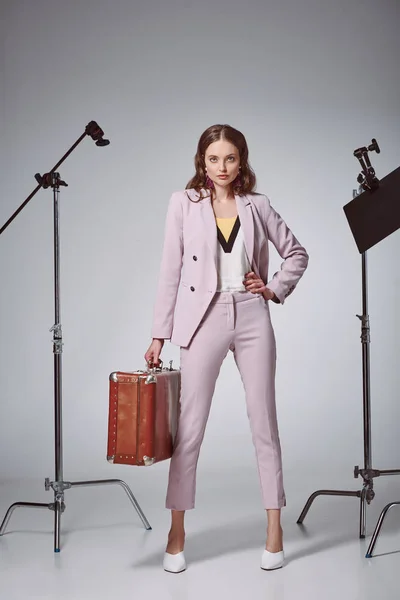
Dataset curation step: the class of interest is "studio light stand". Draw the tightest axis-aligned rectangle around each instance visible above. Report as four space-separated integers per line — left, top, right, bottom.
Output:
297 139 400 556
0 122 151 552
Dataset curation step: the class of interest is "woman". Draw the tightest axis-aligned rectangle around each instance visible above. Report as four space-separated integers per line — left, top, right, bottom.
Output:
144 124 309 573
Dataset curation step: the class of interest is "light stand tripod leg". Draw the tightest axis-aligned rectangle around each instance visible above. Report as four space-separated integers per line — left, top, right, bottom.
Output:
297 490 361 524
52 491 67 553
54 498 62 553
0 503 52 536
366 502 400 557
69 479 152 530
359 485 367 539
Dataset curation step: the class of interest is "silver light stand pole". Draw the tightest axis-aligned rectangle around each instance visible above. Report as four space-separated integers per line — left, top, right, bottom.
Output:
296 208 370 538
296 140 400 541
0 123 151 552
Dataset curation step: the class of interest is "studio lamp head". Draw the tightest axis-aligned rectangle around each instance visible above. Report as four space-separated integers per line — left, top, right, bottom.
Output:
85 120 110 146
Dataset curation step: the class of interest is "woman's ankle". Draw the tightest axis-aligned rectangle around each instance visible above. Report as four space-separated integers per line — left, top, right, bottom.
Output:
168 528 185 539
166 530 185 555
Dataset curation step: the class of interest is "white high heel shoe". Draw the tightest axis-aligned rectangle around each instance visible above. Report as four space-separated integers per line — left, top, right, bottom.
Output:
261 549 285 570
163 551 187 573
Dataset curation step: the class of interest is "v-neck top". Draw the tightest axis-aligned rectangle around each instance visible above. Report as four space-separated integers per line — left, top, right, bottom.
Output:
215 216 251 292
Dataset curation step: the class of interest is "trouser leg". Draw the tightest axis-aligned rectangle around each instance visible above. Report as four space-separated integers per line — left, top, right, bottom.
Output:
166 298 231 510
232 295 286 509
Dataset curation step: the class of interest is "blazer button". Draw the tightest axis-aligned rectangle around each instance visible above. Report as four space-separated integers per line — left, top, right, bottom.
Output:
190 286 195 291
193 255 197 261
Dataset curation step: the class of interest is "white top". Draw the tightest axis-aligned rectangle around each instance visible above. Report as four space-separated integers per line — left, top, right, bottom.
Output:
215 217 251 292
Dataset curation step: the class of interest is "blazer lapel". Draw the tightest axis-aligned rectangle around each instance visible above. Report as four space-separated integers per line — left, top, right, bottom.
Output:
198 193 218 270
235 193 254 270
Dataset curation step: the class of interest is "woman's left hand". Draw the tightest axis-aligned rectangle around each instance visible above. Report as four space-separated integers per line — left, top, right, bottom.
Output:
243 272 275 301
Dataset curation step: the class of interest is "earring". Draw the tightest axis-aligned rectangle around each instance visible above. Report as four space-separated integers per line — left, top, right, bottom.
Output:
233 171 242 188
205 175 215 189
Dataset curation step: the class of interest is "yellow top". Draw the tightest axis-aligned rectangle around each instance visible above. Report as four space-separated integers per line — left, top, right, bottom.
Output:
215 216 237 243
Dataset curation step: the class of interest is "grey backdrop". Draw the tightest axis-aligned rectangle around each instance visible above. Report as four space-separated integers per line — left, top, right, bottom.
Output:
0 0 399 507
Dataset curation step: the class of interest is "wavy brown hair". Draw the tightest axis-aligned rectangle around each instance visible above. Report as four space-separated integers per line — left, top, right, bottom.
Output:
185 124 257 202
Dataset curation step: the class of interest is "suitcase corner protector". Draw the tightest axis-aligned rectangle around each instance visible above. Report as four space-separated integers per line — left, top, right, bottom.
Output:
107 455 115 463
109 372 119 382
143 455 155 466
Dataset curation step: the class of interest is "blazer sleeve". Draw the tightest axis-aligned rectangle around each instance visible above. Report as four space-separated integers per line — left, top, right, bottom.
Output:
150 192 183 339
262 195 309 305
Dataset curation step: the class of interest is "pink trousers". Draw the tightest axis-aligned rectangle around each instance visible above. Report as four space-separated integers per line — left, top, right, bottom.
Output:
166 290 286 510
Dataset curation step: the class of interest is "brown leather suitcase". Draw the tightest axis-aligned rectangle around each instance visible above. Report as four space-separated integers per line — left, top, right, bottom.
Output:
107 360 181 466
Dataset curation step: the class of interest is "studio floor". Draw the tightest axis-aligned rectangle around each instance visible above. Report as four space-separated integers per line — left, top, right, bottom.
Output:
0 471 399 600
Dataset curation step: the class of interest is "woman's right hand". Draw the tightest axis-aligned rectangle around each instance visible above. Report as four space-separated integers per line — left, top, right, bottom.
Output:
144 338 165 368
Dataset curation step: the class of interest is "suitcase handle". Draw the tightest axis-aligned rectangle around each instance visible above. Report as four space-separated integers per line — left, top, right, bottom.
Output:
146 358 163 372
144 360 176 383
146 359 175 372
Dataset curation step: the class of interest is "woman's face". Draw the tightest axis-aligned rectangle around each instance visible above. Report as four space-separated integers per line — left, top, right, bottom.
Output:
204 139 240 190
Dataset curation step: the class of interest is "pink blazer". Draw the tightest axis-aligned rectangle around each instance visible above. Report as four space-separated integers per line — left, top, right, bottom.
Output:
151 188 309 348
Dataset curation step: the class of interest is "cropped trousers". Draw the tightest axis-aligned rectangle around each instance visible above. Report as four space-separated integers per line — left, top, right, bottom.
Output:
166 290 286 510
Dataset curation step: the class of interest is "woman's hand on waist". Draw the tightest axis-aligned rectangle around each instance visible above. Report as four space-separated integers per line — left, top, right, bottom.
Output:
243 271 276 301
